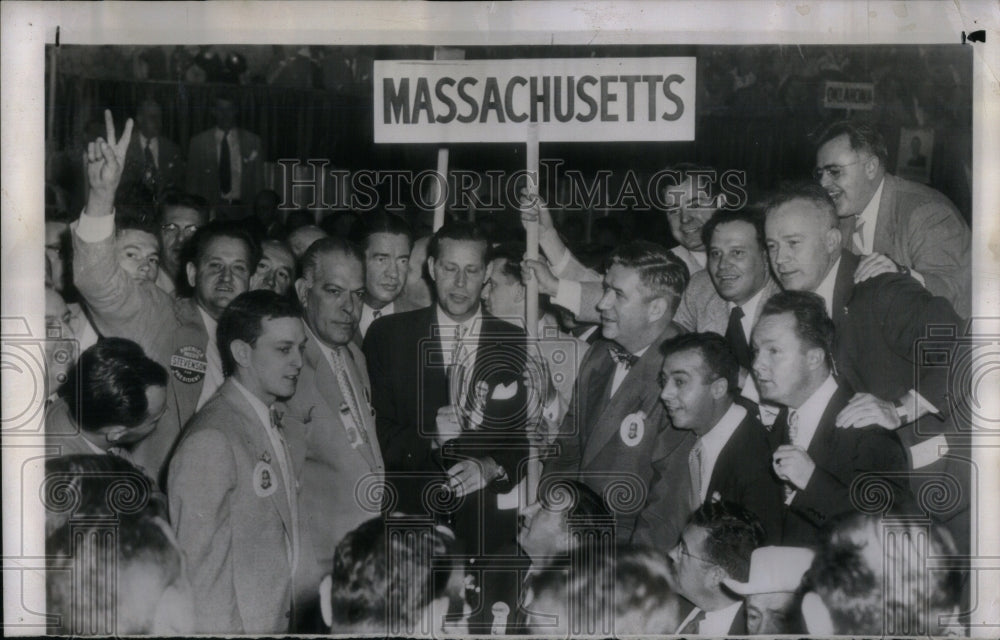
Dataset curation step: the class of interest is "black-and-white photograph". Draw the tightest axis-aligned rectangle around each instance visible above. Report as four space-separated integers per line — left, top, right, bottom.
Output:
3 2 999 638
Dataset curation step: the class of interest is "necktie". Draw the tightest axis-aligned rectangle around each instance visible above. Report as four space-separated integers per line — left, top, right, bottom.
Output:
219 130 232 194
608 344 637 369
372 308 382 320
724 306 753 371
851 218 866 254
679 608 706 635
143 140 157 188
783 409 800 501
332 347 368 448
450 325 468 410
268 406 299 570
688 440 704 509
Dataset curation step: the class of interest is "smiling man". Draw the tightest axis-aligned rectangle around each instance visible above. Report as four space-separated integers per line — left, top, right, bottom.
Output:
115 218 161 284
168 290 305 634
363 222 528 564
72 111 259 481
543 241 693 548
815 121 970 316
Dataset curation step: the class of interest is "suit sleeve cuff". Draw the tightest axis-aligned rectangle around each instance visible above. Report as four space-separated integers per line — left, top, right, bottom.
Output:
552 279 582 316
74 209 116 243
909 268 926 286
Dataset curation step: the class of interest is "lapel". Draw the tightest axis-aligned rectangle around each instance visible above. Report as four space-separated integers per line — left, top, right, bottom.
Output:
831 251 859 330
172 298 211 421
342 341 383 470
872 175 896 255
806 385 852 463
218 380 294 534
581 338 664 466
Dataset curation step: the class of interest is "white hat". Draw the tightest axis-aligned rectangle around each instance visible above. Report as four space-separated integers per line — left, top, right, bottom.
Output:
722 546 815 595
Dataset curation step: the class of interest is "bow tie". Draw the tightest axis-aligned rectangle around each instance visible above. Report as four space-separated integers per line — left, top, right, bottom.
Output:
609 344 638 369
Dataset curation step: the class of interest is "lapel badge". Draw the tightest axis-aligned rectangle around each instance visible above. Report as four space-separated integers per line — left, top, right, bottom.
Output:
259 450 272 464
253 460 278 498
619 411 646 447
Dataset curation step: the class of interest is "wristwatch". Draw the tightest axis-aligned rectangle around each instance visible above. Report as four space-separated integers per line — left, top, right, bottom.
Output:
893 396 909 422
894 260 911 277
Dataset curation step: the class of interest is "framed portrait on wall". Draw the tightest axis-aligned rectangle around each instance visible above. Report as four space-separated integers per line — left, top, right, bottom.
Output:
897 127 934 183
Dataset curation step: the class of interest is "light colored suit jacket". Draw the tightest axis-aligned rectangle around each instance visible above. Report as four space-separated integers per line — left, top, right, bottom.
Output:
283 336 384 600
672 270 782 335
186 127 265 204
168 379 297 634
871 174 971 318
73 223 209 482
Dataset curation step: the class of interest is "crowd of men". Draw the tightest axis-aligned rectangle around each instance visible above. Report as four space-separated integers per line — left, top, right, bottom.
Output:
44 106 971 635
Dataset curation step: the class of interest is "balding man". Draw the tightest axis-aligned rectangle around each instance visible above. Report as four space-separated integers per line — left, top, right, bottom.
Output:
814 120 970 316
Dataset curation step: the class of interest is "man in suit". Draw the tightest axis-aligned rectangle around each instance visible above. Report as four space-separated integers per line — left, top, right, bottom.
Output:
186 97 265 209
543 241 694 548
46 338 167 469
668 501 765 636
658 332 783 543
722 545 815 635
363 222 529 559
283 237 385 613
750 291 911 546
764 182 970 551
250 239 296 297
155 191 209 294
116 99 184 205
353 211 420 340
814 120 970 316
168 290 305 634
73 111 261 482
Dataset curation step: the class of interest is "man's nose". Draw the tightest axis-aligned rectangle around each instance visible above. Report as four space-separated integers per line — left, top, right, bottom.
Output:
597 290 613 310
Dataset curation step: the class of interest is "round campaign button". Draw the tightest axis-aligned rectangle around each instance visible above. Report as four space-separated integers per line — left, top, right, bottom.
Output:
170 345 207 384
253 461 278 498
619 411 646 447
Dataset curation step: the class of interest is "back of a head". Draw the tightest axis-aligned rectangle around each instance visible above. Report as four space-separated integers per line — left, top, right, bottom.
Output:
57 338 168 433
609 240 690 308
690 500 766 583
538 478 614 542
326 516 456 635
802 514 962 636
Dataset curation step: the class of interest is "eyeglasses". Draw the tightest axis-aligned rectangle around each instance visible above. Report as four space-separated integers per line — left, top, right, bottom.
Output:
812 161 861 182
674 539 714 565
160 223 200 237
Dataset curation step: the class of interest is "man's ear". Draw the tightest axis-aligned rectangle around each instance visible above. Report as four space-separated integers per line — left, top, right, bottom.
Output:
647 296 668 323
103 425 128 444
824 227 842 254
863 154 881 180
801 591 834 635
230 339 252 370
186 262 198 288
710 376 729 401
294 278 309 308
514 283 526 303
427 257 437 283
318 575 333 629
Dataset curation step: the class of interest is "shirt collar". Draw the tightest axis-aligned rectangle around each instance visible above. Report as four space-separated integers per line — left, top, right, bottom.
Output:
139 133 157 148
728 278 767 317
814 255 842 317
857 177 885 241
196 305 218 344
231 377 274 432
436 304 483 338
699 402 747 461
790 374 839 451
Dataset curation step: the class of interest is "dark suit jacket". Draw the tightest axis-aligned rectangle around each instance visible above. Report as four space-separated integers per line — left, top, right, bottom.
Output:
363 306 529 555
117 134 184 203
774 384 910 547
705 401 784 545
544 331 695 548
831 250 966 445
186 127 265 204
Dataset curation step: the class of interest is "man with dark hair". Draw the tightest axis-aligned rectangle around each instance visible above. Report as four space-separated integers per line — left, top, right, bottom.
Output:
363 221 529 559
667 501 765 635
544 241 694 548
46 338 168 468
800 515 963 636
657 332 783 543
168 289 305 633
763 182 969 551
672 208 782 406
353 211 421 339
319 516 463 635
250 238 296 297
72 111 260 480
750 291 911 546
47 507 195 635
116 99 185 205
814 120 970 316
186 96 265 208
115 216 161 284
155 190 209 294
283 236 385 612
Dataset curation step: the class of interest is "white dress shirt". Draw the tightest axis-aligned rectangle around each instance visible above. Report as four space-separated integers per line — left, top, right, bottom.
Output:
139 134 160 169
694 403 747 502
215 128 243 200
814 256 842 318
854 178 884 254
359 300 394 338
609 345 649 397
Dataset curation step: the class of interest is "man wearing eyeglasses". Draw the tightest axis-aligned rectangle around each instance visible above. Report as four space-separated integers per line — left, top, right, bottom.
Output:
156 192 210 294
814 120 970 317
72 111 260 483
